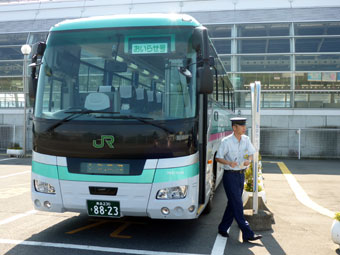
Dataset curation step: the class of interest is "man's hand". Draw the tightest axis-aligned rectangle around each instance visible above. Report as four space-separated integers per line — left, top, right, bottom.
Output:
243 160 250 167
216 158 238 168
230 161 238 168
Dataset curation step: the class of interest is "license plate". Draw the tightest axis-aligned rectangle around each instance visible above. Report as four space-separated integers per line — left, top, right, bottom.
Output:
87 200 120 217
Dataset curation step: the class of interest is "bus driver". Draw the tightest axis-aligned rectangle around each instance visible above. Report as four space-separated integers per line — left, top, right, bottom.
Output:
215 117 262 242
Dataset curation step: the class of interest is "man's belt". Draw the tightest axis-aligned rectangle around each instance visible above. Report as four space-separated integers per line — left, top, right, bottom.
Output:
225 169 246 174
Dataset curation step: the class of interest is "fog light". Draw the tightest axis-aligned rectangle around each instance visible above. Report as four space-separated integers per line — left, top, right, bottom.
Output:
174 207 184 216
34 199 41 207
188 205 195 213
44 201 51 209
161 207 170 215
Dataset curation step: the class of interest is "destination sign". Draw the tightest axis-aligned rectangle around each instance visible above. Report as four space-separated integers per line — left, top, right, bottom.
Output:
132 43 168 54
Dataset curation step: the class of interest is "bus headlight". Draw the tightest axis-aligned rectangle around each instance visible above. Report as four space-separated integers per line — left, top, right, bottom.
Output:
34 180 56 194
156 185 188 199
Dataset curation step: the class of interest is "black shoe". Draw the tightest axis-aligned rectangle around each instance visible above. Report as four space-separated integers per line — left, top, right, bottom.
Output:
243 234 262 242
218 230 229 238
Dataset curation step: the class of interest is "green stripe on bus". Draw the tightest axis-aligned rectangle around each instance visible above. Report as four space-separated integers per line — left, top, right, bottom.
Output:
153 162 199 183
58 166 155 183
32 161 199 183
32 161 59 179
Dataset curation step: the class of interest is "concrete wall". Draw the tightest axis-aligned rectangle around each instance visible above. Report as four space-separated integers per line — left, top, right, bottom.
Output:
242 109 340 158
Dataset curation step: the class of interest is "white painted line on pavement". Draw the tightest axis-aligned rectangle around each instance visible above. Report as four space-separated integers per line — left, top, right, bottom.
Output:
0 158 16 162
277 162 335 218
0 238 207 255
0 210 37 226
211 234 228 255
0 171 30 179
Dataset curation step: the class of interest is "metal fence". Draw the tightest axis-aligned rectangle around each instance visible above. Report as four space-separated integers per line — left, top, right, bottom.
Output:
0 125 15 149
0 124 32 151
260 128 340 159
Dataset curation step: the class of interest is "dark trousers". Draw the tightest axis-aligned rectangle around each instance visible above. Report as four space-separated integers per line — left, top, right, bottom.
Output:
218 170 254 240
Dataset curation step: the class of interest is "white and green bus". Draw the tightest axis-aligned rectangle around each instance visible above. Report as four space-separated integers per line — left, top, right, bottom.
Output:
29 14 234 219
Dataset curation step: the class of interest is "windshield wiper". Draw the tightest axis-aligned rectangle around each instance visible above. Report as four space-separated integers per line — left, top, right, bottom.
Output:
46 110 119 133
98 114 174 134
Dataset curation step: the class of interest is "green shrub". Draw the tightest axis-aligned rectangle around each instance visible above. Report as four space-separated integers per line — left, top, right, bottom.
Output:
335 212 340 221
8 143 22 150
243 156 263 192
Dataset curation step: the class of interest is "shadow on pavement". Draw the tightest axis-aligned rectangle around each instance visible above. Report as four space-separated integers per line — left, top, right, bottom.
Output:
226 224 286 255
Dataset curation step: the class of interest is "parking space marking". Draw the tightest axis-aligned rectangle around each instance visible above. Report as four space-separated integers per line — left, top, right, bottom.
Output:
0 238 207 255
110 221 132 238
66 218 146 239
0 210 37 226
66 220 110 234
0 170 30 179
0 158 16 162
211 234 228 255
276 161 335 218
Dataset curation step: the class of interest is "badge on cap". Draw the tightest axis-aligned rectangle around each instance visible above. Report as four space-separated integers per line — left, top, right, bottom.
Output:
230 117 247 126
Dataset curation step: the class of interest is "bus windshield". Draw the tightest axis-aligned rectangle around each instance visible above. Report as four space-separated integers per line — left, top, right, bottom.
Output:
35 27 197 121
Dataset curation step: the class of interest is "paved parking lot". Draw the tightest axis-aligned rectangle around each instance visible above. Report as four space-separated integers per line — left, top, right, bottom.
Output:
0 154 339 255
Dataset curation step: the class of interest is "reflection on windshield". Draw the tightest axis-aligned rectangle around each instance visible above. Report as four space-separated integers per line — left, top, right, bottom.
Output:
35 27 197 122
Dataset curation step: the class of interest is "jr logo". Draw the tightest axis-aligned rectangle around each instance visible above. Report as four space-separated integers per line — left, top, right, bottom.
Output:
93 135 115 149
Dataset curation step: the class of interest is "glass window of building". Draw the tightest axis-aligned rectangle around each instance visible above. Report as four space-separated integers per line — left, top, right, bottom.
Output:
28 32 48 44
295 22 340 36
238 55 290 72
0 46 24 60
238 23 290 37
0 77 23 92
205 25 232 38
234 91 290 108
220 56 231 72
236 73 291 90
295 38 340 52
0 33 28 46
295 72 340 90
212 39 231 54
0 61 23 76
237 38 290 53
294 91 337 108
296 54 340 71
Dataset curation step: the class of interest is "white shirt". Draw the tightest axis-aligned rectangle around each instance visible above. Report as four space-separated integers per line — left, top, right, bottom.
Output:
216 133 256 170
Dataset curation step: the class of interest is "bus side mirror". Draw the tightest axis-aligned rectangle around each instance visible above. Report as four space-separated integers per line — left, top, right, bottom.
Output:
197 64 213 94
193 27 214 94
28 77 37 107
192 27 204 52
32 41 46 56
29 41 46 107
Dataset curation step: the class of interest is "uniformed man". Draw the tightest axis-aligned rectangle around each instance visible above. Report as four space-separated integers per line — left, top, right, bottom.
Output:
215 117 262 242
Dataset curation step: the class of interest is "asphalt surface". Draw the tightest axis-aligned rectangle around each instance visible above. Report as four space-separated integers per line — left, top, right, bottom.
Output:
0 154 339 255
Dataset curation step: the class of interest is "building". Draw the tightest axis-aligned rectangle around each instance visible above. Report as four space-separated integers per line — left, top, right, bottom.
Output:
0 0 339 157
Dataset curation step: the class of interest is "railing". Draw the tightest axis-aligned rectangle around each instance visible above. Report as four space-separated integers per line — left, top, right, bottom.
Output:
260 127 340 159
0 93 25 108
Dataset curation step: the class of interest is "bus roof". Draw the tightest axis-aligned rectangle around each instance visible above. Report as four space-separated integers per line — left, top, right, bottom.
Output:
51 14 201 32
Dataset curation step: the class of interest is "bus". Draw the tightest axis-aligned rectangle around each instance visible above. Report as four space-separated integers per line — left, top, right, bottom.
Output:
29 14 235 219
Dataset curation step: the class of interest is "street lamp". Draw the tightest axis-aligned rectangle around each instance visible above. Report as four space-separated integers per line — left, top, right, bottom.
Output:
21 44 31 157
